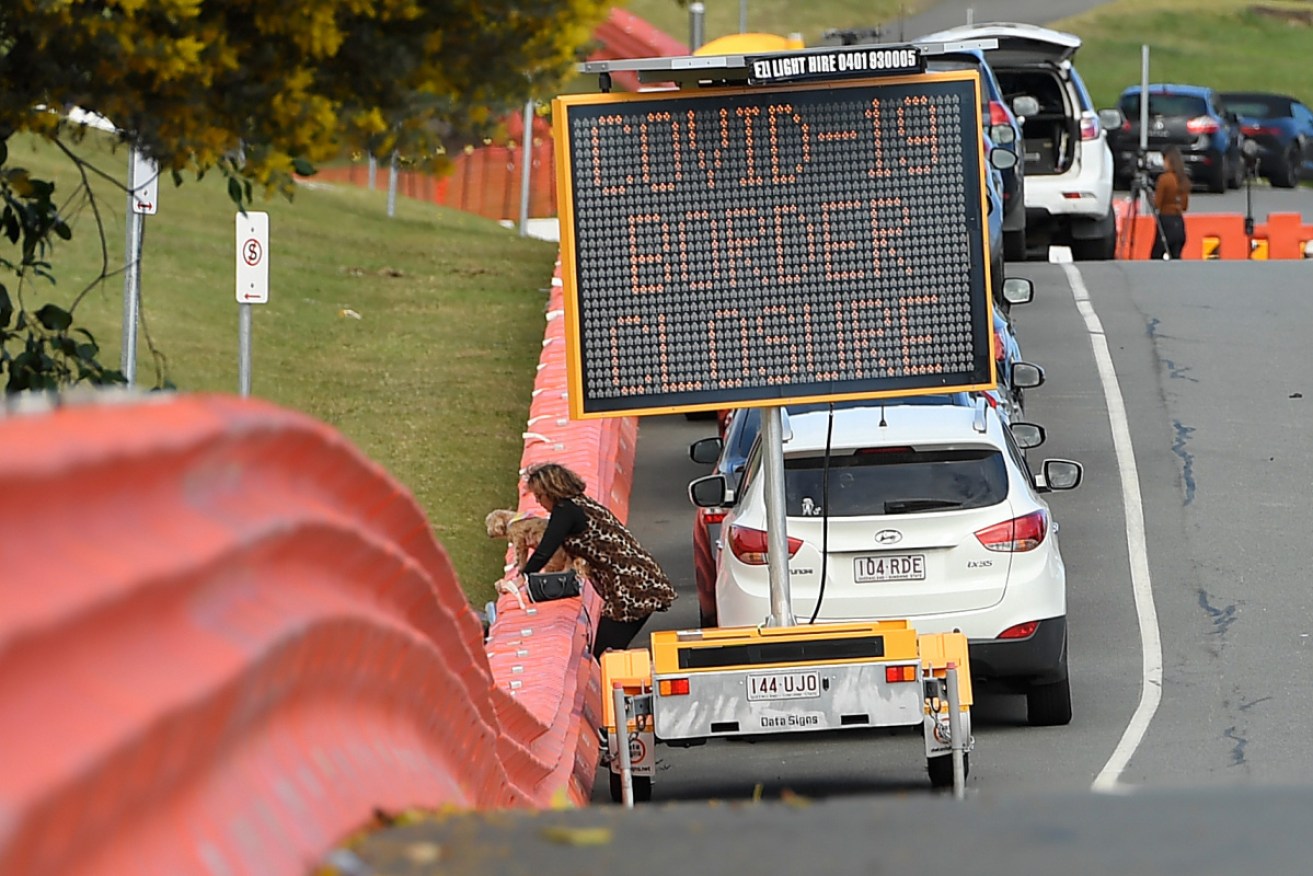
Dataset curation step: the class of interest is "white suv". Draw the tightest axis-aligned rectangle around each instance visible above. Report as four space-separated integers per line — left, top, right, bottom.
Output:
689 402 1083 726
917 22 1117 260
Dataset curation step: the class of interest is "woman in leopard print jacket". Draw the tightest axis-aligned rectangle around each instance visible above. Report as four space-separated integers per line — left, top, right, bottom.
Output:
510 462 677 657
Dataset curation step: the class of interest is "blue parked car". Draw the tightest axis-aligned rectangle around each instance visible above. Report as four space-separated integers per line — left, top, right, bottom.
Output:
1109 83 1246 193
1220 92 1313 189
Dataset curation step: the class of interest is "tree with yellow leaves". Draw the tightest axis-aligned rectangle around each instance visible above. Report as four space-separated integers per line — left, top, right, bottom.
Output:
0 0 613 390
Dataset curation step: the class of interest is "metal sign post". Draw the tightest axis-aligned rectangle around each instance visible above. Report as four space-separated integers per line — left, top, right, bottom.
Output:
1139 46 1150 161
386 152 399 218
761 406 797 627
121 147 160 385
234 212 270 397
689 2 705 51
518 99 534 236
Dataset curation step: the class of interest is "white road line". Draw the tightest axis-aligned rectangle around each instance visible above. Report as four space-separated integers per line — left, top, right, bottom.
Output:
1061 263 1163 793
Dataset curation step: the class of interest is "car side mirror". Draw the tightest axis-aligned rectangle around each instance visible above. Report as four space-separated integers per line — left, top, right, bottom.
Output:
989 123 1017 145
1010 421 1046 450
1097 108 1124 132
990 147 1018 171
689 436 723 465
689 474 729 508
1001 277 1034 306
1012 95 1040 120
1010 361 1046 390
1038 459 1083 492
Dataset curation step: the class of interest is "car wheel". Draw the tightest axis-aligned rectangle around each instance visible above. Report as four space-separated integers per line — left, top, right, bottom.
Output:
1227 153 1242 189
1071 222 1116 261
1208 154 1228 193
928 753 969 789
1026 673 1073 726
1270 148 1299 189
1004 228 1027 262
610 770 653 803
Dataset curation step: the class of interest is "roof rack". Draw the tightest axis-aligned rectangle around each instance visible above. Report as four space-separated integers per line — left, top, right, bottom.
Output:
578 38 999 88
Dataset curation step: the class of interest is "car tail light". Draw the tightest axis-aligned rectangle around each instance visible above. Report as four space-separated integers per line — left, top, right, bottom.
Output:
1079 112 1100 140
974 509 1048 552
659 677 690 696
1121 118 1132 132
1242 125 1262 136
1186 115 1220 135
885 664 919 683
989 100 1011 126
728 524 803 564
993 333 1005 361
999 621 1039 639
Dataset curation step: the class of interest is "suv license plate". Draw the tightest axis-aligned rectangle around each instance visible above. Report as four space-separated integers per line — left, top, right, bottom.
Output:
854 554 925 583
746 671 821 701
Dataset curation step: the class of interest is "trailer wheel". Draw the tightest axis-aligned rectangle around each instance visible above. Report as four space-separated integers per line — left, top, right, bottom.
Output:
609 771 653 803
927 753 969 789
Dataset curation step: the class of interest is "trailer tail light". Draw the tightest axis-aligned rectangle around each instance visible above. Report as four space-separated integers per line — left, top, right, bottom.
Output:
1079 111 1100 140
728 525 803 565
659 678 691 696
700 508 728 526
1186 115 1220 135
885 664 919 683
974 509 1048 552
999 621 1040 640
989 100 1012 126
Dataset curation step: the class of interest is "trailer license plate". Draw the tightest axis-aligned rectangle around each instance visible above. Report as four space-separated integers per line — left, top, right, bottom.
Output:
854 554 925 582
746 671 821 701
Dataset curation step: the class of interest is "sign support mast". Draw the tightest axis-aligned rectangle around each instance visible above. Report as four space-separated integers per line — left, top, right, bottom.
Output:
762 405 797 627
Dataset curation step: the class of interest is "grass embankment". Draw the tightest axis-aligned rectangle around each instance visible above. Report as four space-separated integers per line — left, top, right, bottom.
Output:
6 133 558 601
1053 0 1311 109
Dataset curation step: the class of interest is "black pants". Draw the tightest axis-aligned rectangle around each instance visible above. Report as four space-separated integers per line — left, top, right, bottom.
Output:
593 615 650 658
1151 213 1186 260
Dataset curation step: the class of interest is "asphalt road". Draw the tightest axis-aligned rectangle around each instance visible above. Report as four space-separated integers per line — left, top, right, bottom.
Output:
605 258 1313 802
346 258 1313 873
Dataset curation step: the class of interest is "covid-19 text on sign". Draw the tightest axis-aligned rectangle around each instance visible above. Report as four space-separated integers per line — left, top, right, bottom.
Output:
554 72 994 418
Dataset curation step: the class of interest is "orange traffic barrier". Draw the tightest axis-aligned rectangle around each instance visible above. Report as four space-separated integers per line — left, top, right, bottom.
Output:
0 392 545 876
1115 198 1313 260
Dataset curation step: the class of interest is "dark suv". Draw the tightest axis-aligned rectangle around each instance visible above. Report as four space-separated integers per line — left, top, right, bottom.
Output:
1110 84 1246 193
926 49 1028 261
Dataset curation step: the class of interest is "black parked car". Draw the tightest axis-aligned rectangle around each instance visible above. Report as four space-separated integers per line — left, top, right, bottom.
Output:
1109 84 1246 193
1219 92 1313 188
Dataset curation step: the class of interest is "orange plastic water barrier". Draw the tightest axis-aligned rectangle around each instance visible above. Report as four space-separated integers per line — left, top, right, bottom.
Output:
1114 199 1313 260
0 393 551 875
482 257 642 806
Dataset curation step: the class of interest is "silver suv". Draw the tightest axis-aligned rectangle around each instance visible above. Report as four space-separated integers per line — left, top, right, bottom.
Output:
917 23 1117 261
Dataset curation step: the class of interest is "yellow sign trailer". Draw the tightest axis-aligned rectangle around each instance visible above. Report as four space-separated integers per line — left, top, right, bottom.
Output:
559 41 995 802
601 621 974 802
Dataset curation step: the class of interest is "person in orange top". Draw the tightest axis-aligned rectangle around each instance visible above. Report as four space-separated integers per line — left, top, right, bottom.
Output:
1151 146 1191 260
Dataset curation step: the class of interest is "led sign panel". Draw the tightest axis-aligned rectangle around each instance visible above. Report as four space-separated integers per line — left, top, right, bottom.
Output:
553 71 994 418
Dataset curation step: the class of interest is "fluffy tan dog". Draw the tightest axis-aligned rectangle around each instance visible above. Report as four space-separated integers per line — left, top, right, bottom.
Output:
485 509 583 575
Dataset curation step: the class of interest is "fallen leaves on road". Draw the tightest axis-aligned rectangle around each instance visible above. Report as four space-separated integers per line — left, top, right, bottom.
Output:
539 826 614 846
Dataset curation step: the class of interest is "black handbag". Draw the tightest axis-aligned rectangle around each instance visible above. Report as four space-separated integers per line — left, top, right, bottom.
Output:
526 570 582 602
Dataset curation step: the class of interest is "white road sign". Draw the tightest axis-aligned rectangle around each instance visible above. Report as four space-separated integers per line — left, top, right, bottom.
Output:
131 149 159 215
235 212 269 304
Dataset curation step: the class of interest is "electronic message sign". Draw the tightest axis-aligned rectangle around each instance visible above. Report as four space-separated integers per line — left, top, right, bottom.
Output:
553 69 995 418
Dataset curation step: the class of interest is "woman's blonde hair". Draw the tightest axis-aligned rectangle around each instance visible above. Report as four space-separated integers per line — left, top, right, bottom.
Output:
523 462 587 502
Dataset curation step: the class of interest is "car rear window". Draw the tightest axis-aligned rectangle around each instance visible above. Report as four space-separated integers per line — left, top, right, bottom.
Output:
1222 96 1292 118
784 448 1009 517
1119 93 1208 119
